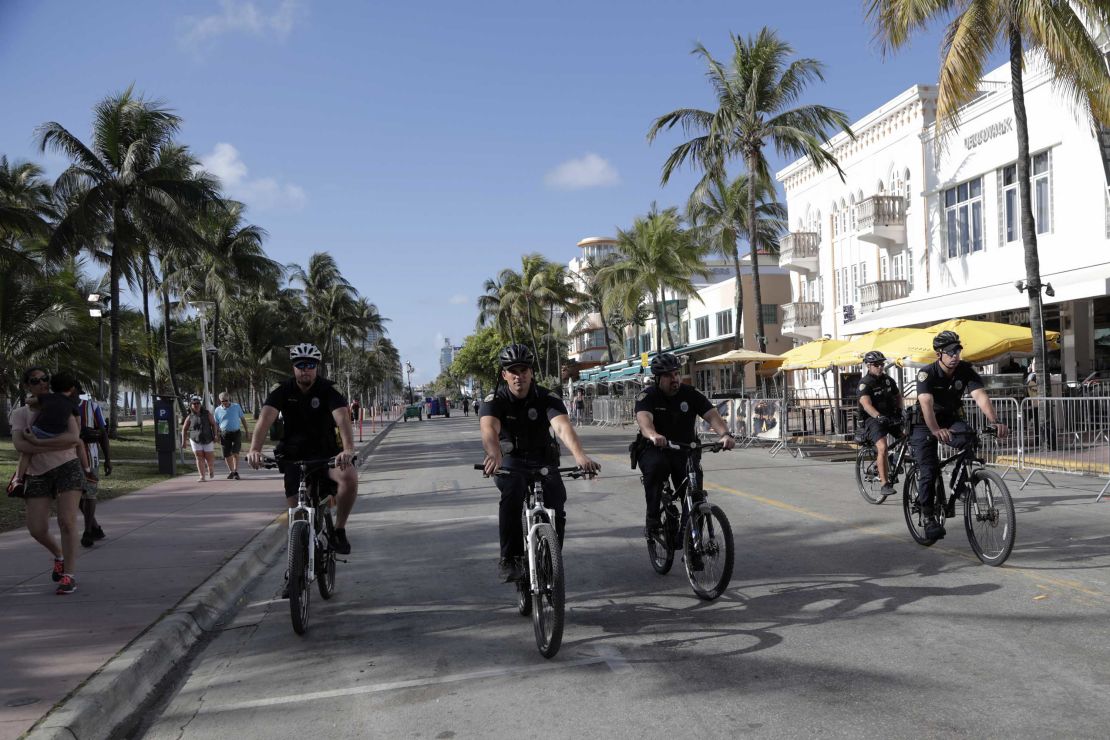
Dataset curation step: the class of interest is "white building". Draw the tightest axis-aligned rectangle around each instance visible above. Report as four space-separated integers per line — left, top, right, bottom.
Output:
566 236 619 367
776 47 1110 385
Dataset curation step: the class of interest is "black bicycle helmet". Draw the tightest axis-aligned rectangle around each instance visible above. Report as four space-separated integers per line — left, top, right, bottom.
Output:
649 352 681 375
498 343 535 369
932 330 962 352
862 350 886 365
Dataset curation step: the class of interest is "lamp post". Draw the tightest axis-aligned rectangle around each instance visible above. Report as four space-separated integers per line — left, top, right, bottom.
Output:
189 301 215 408
405 362 414 404
87 293 110 400
1015 279 1054 397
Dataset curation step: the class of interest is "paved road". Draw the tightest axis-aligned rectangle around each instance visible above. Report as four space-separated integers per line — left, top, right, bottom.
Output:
141 415 1110 738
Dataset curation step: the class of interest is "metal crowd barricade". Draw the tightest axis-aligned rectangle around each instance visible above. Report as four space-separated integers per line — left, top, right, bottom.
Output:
590 398 635 428
940 398 1023 477
1019 396 1110 501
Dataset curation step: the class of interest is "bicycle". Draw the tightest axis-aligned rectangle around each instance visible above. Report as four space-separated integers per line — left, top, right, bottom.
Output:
902 426 1016 566
855 423 911 505
261 454 352 634
475 463 592 659
644 439 734 600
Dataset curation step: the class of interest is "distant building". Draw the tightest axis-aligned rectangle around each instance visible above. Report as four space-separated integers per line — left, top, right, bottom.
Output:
566 237 619 368
439 338 460 373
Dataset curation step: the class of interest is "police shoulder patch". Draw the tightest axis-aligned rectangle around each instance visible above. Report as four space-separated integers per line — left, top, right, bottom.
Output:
858 383 867 393
637 392 648 402
917 371 928 382
484 393 494 403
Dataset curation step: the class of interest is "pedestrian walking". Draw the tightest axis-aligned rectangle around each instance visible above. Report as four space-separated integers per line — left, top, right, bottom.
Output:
214 392 249 480
49 377 112 547
181 395 218 481
8 366 84 594
462 396 470 416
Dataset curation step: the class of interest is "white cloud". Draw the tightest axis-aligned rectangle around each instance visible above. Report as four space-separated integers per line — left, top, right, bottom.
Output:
544 153 620 190
181 0 303 47
449 293 468 305
198 143 306 211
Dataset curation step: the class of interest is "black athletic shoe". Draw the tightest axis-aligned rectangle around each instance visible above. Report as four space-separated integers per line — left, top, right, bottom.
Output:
880 483 896 496
281 580 290 599
81 532 95 548
333 528 351 555
227 472 235 480
498 557 516 583
925 515 946 540
233 471 241 480
644 516 662 539
91 526 106 540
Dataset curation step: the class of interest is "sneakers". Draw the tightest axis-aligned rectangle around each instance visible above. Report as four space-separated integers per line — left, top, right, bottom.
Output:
498 557 522 583
880 483 896 496
232 471 241 480
51 559 64 582
81 532 95 548
644 516 662 539
333 528 351 555
91 526 106 541
56 575 76 595
227 472 235 480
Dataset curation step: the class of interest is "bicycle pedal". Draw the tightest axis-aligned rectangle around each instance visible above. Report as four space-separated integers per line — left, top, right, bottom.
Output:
335 558 348 564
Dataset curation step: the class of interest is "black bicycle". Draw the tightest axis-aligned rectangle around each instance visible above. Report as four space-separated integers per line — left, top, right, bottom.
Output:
644 439 734 600
902 427 1016 566
262 455 351 634
855 427 911 505
476 463 592 658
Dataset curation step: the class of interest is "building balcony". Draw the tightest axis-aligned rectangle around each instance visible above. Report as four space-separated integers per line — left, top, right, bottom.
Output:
856 195 906 247
780 301 822 340
778 232 819 273
859 279 909 313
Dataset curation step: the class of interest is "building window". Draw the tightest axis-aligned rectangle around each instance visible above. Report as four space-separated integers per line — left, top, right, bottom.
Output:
695 316 709 340
626 338 636 358
880 255 889 280
715 310 733 336
641 332 651 352
1000 151 1053 243
760 304 778 325
944 177 984 257
850 264 858 303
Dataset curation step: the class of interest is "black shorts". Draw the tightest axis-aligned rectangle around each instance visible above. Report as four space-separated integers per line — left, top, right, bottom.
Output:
25 459 85 498
280 461 338 500
860 416 904 445
221 430 242 457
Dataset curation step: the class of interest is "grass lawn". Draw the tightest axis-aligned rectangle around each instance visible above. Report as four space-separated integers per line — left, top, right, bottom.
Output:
0 420 257 534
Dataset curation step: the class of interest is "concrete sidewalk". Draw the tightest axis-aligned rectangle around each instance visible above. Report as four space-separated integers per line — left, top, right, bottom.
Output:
0 422 395 740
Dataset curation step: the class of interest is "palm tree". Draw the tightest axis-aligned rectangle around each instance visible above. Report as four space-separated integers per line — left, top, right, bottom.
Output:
866 1 1110 398
494 254 552 366
535 261 585 378
0 156 56 271
649 28 853 353
37 87 221 430
290 252 357 373
476 275 516 342
599 205 710 354
688 172 787 351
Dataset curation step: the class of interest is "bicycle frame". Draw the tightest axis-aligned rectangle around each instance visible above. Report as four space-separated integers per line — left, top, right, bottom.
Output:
288 464 319 586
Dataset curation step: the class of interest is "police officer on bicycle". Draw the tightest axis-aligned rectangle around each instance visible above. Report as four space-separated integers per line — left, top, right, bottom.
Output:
634 353 734 538
912 331 1009 540
247 343 358 555
479 344 601 583
857 350 905 497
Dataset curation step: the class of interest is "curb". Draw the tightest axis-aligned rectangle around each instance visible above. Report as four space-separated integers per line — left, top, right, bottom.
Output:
22 416 400 740
24 515 287 740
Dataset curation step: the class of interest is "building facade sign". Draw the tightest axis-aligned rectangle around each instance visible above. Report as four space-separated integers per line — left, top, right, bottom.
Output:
964 117 1014 150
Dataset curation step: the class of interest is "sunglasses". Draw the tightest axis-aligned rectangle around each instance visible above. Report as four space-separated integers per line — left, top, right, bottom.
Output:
867 362 884 367
941 348 963 357
191 401 201 405
294 361 319 370
28 375 50 384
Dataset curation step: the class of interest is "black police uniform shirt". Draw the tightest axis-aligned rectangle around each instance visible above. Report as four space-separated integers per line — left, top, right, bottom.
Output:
479 383 567 461
263 377 347 457
915 360 984 427
633 384 713 445
857 372 902 418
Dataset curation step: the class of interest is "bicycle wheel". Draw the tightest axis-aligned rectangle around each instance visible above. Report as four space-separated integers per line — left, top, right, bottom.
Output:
683 503 734 600
531 523 564 659
317 509 337 600
855 446 887 504
902 467 937 546
647 505 677 574
288 520 311 635
964 469 1016 566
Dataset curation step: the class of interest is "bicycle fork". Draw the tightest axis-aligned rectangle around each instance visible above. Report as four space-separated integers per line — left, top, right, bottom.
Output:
523 500 556 596
288 497 316 585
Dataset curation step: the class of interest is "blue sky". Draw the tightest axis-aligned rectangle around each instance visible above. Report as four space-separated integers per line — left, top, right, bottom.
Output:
1 1 956 383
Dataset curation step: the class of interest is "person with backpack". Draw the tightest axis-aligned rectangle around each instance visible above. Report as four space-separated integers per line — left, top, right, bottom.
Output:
181 395 218 482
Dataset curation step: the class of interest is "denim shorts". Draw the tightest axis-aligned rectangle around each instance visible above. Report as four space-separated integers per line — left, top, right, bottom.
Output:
25 459 84 499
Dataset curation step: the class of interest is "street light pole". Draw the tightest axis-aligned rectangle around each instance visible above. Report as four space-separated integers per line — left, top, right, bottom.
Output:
87 293 109 400
189 301 214 408
405 362 414 404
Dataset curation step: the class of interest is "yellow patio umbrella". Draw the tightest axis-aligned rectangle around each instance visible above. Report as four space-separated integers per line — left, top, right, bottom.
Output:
829 328 922 367
769 338 850 371
699 348 782 364
887 319 1060 366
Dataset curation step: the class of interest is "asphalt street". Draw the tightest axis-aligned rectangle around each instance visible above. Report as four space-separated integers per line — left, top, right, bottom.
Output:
140 414 1110 739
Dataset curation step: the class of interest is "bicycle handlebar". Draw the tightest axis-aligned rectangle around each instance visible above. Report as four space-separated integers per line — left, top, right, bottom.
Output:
665 439 727 453
254 454 356 470
473 463 596 479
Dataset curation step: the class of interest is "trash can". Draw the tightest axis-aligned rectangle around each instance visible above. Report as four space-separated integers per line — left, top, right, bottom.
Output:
153 395 177 475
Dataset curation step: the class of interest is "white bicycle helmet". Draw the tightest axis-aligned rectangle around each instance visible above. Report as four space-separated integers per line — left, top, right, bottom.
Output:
289 342 323 362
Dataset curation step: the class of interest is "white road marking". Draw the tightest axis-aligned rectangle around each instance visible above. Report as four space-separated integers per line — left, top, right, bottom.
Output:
207 650 631 712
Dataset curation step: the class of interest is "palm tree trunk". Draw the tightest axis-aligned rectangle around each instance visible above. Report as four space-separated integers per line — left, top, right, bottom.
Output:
1010 26 1048 399
653 290 664 354
108 234 121 436
599 308 615 364
161 283 185 414
663 289 676 349
524 297 541 371
140 258 156 427
211 302 221 394
747 151 768 354
730 232 746 350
